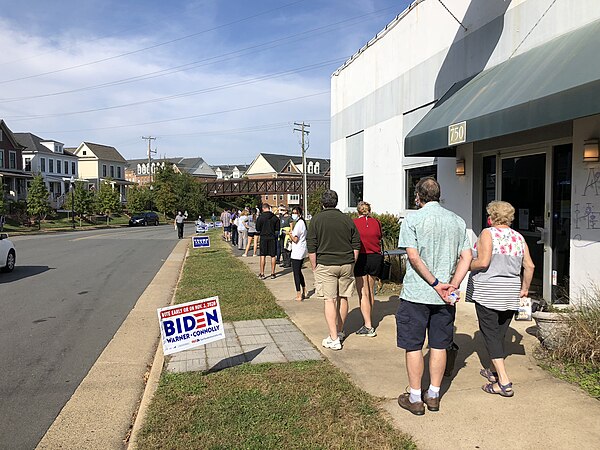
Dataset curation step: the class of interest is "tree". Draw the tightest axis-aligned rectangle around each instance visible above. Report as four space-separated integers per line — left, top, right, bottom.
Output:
27 174 51 229
307 186 326 218
95 180 121 226
126 185 153 213
153 165 178 216
63 181 95 226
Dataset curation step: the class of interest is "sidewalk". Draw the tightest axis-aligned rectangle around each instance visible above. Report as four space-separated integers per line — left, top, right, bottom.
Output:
235 247 600 450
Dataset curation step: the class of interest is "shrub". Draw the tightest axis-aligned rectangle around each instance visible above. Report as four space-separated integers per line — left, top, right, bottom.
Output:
549 287 600 368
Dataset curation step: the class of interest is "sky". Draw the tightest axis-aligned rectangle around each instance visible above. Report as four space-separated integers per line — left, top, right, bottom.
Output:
0 0 412 165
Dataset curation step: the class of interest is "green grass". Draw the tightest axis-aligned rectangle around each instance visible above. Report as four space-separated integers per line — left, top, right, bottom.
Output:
137 361 416 450
2 213 130 233
174 231 286 321
137 229 416 449
540 359 600 399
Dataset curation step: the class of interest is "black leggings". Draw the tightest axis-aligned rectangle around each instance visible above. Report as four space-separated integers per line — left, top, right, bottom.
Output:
475 302 514 359
291 258 305 292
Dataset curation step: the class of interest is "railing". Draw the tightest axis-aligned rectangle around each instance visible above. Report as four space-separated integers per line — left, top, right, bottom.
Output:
203 177 329 197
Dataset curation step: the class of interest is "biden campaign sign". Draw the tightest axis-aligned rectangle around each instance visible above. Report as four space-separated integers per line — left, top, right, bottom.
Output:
192 235 210 248
157 296 225 355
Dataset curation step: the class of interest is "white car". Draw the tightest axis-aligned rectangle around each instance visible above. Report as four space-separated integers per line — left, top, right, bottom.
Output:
0 233 16 272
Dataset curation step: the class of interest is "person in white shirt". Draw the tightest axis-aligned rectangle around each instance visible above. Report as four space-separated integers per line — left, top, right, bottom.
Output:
288 206 308 301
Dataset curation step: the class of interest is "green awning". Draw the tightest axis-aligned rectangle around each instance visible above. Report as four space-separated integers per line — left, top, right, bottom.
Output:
404 18 600 156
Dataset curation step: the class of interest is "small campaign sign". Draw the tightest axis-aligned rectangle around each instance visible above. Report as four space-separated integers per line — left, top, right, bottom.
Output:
157 296 225 355
192 235 210 248
214 221 223 228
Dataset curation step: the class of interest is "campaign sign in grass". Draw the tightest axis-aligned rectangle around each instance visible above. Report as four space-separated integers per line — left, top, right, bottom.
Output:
192 235 210 248
158 296 225 355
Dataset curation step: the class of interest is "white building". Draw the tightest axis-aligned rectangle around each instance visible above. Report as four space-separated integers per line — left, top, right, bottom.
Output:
15 133 79 209
330 0 600 305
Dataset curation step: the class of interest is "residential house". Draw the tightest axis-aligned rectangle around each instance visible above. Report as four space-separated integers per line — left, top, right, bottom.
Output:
212 164 249 180
0 120 30 204
125 157 217 185
245 153 330 206
15 133 79 209
73 142 130 202
330 0 600 305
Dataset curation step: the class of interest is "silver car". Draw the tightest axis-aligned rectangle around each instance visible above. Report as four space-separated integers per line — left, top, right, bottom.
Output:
0 233 16 272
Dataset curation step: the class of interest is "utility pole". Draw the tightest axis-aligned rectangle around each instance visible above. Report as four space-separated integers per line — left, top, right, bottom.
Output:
142 136 157 184
293 122 310 215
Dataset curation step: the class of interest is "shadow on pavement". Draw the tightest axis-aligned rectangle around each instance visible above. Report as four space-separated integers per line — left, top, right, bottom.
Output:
0 265 53 283
345 295 400 334
205 347 265 374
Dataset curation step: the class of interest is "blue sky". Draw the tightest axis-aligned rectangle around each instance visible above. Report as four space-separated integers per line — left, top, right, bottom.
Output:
0 0 412 164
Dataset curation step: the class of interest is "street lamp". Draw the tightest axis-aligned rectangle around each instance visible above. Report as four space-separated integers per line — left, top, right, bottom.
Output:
70 176 75 229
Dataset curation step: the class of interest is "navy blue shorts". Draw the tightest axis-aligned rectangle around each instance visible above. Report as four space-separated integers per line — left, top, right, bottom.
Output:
396 299 456 351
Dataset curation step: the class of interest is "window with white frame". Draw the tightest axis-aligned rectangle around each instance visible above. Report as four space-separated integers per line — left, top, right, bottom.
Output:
117 166 122 179
348 176 363 208
314 162 320 174
57 160 62 173
102 164 107 177
25 158 31 171
307 161 313 174
71 161 76 175
49 159 54 173
40 157 46 172
64 161 69 174
0 150 4 168
137 164 142 175
273 195 277 201
110 165 115 178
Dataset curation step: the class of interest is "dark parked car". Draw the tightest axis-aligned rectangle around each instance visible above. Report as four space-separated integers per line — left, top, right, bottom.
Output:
129 212 160 226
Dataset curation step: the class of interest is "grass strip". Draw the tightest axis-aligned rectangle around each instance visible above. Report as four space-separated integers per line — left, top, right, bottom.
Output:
174 231 286 321
540 359 600 399
137 360 416 450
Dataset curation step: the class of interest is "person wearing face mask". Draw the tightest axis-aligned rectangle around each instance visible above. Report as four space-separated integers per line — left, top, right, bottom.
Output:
288 206 308 301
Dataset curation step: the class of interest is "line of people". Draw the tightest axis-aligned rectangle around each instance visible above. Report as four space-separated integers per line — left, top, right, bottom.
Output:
304 181 534 416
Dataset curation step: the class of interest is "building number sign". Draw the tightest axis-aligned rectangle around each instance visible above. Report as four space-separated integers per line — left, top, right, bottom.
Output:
448 121 467 146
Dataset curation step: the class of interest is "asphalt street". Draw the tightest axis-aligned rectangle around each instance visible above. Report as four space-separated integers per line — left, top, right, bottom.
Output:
0 225 182 449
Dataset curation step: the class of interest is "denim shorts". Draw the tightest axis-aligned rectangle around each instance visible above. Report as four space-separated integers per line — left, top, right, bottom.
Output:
396 299 456 351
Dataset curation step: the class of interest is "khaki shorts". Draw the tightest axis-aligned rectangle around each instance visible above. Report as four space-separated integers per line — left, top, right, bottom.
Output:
314 263 355 299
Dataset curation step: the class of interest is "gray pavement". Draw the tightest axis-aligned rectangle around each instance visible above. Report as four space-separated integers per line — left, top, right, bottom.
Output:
0 226 180 449
166 318 322 374
235 244 600 450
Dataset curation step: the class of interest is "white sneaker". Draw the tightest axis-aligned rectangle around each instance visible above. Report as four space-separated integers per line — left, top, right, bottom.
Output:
322 336 342 350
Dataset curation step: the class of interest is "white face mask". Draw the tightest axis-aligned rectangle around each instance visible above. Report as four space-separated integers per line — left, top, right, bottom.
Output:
291 214 299 221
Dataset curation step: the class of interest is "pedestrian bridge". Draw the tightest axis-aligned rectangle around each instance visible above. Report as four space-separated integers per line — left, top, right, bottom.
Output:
202 177 329 197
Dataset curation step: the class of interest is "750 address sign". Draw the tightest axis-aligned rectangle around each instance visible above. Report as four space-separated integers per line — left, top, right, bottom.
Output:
448 121 467 146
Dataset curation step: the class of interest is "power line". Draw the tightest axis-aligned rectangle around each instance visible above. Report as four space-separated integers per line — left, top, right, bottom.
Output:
0 0 307 85
4 58 344 121
437 0 467 31
36 91 329 134
0 7 396 103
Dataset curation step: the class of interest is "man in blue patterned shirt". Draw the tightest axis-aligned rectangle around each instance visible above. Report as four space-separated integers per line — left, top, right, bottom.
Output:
396 177 472 415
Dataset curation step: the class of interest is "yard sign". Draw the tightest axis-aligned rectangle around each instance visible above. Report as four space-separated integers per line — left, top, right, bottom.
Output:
157 296 225 355
192 235 210 248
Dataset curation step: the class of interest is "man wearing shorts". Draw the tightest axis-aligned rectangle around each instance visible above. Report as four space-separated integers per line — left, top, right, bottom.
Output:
220 209 231 241
396 177 472 415
256 203 280 279
307 189 361 351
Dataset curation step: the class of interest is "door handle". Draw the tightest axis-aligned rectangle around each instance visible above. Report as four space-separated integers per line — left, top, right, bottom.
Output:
536 227 546 245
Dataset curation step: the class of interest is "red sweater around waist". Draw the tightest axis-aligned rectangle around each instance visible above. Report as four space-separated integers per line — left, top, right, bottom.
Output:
353 216 382 254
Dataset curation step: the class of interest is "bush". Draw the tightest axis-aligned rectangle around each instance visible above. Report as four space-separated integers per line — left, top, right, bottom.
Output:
549 287 600 368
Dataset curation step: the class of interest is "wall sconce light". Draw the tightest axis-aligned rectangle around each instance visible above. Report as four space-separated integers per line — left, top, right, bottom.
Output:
583 139 599 162
455 159 466 176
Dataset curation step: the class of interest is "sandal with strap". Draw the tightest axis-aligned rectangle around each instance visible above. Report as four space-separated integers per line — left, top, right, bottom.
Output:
480 368 498 383
482 381 514 397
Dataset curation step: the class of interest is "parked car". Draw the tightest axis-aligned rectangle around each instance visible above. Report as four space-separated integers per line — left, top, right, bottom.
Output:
0 233 16 273
129 212 160 226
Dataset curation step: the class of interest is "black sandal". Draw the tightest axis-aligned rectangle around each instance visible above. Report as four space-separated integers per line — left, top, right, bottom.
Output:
482 381 514 397
480 368 498 383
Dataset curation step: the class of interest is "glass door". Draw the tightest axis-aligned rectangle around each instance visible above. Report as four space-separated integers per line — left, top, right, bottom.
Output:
500 152 549 299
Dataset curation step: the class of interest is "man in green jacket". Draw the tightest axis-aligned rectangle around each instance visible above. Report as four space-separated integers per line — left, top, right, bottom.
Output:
307 189 361 350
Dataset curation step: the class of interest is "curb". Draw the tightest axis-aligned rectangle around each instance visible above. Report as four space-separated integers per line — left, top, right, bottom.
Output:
127 246 188 449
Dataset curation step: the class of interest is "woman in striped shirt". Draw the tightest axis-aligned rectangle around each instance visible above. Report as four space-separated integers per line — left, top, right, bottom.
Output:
466 201 535 397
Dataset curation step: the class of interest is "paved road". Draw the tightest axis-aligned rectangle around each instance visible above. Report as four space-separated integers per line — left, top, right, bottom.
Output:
0 225 183 449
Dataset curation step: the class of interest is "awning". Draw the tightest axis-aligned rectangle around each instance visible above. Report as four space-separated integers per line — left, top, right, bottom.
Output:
0 171 33 179
404 18 600 156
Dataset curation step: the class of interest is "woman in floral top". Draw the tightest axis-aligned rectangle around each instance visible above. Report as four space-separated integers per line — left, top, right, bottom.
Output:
466 201 535 397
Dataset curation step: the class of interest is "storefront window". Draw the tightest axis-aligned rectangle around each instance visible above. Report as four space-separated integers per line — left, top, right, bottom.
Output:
348 176 363 207
405 165 437 210
482 155 497 229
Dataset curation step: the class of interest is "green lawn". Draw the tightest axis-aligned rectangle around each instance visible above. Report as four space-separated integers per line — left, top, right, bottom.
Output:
540 359 600 399
137 229 416 449
174 231 286 321
137 361 415 450
2 213 130 233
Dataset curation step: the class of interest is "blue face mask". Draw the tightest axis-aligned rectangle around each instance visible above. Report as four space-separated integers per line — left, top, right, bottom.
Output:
291 214 299 221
